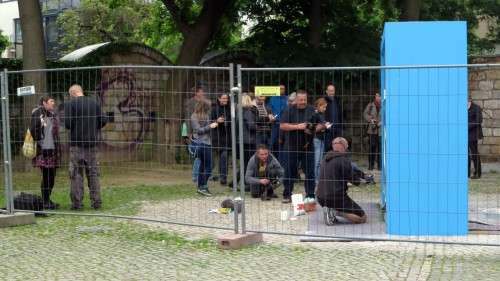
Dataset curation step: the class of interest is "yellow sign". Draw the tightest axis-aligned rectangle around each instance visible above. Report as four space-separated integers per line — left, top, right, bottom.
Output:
255 86 281 97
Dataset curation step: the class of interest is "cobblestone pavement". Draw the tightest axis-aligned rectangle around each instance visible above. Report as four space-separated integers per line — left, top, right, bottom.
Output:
1 216 500 281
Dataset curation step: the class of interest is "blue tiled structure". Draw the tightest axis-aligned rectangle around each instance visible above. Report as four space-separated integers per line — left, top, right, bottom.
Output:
380 22 468 235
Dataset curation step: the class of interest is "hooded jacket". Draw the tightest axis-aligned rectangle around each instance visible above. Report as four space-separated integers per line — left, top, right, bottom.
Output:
210 101 231 148
316 151 361 200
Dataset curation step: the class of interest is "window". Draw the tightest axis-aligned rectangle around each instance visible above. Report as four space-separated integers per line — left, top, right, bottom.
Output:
45 15 58 43
14 18 22 43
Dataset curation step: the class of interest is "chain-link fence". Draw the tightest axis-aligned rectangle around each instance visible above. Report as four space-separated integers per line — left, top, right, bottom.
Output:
1 64 500 245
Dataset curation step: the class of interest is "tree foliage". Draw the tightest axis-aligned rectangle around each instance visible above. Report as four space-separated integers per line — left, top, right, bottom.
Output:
57 0 150 55
57 0 241 63
420 0 500 55
0 30 9 54
239 0 398 66
57 0 499 66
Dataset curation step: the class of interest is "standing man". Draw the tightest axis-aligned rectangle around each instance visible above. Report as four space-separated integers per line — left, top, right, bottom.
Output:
468 96 483 179
363 93 382 170
323 84 343 152
65 84 107 210
280 90 315 203
185 86 207 183
268 84 288 156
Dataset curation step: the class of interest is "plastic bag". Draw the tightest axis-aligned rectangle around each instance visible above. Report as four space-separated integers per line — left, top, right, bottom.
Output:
22 129 37 159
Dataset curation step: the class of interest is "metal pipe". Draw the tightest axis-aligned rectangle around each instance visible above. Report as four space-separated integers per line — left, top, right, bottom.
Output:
1 69 14 213
236 64 246 234
7 65 231 74
241 63 500 71
229 63 239 234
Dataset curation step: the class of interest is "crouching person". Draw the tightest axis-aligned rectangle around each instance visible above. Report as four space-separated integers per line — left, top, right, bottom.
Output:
245 144 284 201
316 137 367 225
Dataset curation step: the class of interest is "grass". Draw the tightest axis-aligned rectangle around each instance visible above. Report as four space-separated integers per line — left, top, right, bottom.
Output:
0 162 234 215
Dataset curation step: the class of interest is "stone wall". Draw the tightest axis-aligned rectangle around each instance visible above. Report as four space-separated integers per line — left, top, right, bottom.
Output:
469 55 500 161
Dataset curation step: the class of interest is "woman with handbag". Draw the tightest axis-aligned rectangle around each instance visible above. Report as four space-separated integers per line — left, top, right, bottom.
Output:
191 100 218 196
30 96 61 209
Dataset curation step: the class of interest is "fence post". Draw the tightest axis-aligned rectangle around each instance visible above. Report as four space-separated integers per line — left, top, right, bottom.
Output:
236 64 246 234
228 63 240 234
1 69 14 214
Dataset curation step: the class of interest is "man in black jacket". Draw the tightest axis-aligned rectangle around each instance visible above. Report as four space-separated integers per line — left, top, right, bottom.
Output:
316 137 367 225
65 84 107 210
211 93 231 185
280 90 315 203
468 96 483 179
323 84 343 152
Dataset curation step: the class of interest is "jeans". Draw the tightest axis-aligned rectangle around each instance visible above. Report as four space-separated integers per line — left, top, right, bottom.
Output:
313 138 325 185
196 143 212 189
468 140 481 177
214 148 228 182
282 149 315 198
270 123 281 156
368 134 381 170
188 142 201 183
69 146 101 208
256 131 271 147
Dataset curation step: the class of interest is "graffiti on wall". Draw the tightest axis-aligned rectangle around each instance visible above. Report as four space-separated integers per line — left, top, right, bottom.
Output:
97 69 157 149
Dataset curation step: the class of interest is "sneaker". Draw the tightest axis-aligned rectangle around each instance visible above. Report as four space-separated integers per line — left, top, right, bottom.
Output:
324 208 338 226
365 174 375 185
43 200 60 210
261 193 268 201
70 205 82 211
282 197 291 204
197 189 212 197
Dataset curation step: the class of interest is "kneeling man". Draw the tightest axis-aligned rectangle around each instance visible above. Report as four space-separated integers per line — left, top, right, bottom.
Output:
316 137 367 225
245 144 284 201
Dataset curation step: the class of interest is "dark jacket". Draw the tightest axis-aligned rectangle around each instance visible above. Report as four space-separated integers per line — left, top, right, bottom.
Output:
324 95 343 137
468 102 483 141
64 96 107 147
243 106 258 145
316 151 361 200
309 110 326 140
30 106 61 161
210 102 231 148
245 153 284 185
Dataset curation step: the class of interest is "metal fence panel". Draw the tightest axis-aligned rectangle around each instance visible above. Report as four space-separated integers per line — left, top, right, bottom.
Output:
2 65 240 232
238 64 500 246
2 63 500 246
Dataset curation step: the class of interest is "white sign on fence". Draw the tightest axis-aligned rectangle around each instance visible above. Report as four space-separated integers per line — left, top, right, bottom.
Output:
17 85 36 96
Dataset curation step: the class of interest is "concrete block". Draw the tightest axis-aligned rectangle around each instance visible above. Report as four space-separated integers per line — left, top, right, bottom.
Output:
484 100 500 109
486 70 500 80
470 90 491 100
0 212 35 228
479 81 494 91
217 232 263 250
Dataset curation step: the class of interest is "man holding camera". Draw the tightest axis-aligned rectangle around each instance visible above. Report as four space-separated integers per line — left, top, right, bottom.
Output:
280 90 316 203
245 144 284 201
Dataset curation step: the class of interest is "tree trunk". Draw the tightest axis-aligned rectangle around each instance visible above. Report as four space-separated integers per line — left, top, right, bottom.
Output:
18 0 47 171
308 0 322 50
155 0 232 164
399 0 421 21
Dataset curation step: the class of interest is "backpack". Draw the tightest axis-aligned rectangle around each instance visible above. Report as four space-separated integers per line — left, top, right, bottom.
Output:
13 192 45 211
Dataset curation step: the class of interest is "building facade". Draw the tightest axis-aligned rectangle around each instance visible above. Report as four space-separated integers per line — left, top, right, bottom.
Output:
0 0 80 59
